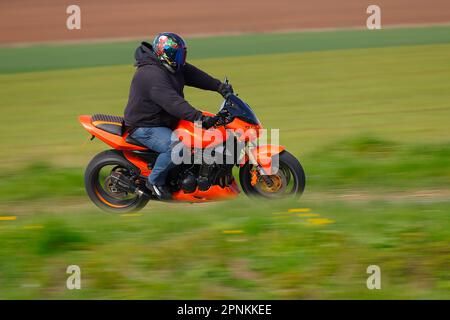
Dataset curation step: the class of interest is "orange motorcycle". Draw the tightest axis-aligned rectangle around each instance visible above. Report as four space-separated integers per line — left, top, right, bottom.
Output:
79 93 305 212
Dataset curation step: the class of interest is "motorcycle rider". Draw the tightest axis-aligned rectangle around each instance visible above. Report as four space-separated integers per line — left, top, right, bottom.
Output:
124 32 233 200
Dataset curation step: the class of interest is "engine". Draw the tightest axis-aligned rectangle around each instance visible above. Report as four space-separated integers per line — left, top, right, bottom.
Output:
179 169 197 193
169 140 238 193
175 164 234 193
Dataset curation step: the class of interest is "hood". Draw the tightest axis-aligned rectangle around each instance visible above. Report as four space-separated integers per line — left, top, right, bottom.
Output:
134 42 159 67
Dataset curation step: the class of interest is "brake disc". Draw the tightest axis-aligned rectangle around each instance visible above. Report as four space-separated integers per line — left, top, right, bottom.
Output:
255 171 287 196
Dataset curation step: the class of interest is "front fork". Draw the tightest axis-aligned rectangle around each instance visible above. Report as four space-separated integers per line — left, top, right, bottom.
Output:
243 141 275 187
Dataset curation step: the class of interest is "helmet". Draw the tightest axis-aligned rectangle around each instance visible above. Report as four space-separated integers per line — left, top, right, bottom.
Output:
152 32 187 73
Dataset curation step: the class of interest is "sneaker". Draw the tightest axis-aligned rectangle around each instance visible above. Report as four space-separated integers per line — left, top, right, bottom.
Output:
146 183 172 200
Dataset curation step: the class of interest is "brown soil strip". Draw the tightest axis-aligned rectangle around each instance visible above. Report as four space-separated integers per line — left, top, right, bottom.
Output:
1 0 449 44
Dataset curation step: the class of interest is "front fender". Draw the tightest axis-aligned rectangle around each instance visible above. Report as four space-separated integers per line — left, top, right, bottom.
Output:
247 144 285 175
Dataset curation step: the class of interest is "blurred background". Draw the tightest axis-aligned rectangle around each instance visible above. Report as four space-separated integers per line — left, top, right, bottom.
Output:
0 0 449 299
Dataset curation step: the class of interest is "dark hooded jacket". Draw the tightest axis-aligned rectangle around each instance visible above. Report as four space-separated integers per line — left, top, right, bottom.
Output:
124 42 221 130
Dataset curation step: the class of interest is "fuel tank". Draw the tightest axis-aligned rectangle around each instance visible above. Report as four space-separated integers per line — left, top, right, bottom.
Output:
174 112 228 149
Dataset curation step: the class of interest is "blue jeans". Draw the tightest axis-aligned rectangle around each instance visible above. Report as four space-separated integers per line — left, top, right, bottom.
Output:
131 127 178 186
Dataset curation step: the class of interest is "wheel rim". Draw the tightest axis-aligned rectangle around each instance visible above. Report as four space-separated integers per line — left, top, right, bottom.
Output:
248 162 299 198
93 164 139 208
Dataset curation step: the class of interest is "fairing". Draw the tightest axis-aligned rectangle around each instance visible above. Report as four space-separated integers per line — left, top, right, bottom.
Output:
175 111 229 148
249 144 286 175
78 115 146 151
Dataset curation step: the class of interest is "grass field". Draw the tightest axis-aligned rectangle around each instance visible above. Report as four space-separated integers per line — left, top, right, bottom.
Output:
0 27 449 299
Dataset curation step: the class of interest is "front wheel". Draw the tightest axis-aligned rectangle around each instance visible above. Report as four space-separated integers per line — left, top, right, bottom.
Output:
85 150 149 213
239 150 306 198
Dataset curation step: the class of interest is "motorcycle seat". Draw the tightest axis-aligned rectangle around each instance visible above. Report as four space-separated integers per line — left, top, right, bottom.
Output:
91 114 147 148
91 114 149 148
91 114 124 136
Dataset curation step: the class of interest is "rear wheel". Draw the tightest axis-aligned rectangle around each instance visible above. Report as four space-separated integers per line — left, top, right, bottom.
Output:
239 150 305 198
85 150 149 213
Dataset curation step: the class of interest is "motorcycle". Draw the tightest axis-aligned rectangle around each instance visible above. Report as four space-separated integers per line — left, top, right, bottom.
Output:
79 88 306 212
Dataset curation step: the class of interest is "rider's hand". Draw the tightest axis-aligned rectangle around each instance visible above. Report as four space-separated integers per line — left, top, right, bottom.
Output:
218 82 234 99
217 108 230 118
202 115 221 129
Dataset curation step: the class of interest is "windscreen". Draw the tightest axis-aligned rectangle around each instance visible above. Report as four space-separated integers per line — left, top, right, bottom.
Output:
224 95 260 125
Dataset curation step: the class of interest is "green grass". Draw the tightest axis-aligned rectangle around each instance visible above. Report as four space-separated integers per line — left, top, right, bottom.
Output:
0 27 449 299
1 137 449 203
1 25 450 74
1 43 449 167
0 199 449 299
309 136 450 191
0 163 84 202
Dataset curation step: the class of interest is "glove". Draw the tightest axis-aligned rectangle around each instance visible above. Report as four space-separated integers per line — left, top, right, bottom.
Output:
202 115 220 129
217 108 231 118
218 82 234 98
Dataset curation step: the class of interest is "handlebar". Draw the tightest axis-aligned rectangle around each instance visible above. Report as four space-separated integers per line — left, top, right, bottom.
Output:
215 78 235 126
